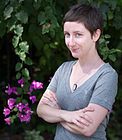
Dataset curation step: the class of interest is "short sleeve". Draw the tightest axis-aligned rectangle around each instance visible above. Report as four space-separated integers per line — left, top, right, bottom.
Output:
47 63 65 93
90 70 118 111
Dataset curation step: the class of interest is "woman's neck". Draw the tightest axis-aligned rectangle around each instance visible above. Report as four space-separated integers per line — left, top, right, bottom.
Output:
77 54 104 73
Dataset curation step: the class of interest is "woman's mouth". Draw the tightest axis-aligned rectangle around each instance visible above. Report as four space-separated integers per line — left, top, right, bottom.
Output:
71 48 79 52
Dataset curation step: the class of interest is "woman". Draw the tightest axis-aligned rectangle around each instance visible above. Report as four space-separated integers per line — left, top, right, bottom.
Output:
37 4 118 140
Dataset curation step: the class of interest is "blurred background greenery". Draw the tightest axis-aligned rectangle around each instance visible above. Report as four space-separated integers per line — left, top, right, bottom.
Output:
0 0 122 139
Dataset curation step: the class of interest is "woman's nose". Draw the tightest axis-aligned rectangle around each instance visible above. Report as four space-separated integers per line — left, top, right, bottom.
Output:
68 37 75 47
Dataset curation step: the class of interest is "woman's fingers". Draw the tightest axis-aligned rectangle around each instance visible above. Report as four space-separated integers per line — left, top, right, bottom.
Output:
72 119 85 129
79 112 93 123
68 110 93 127
78 116 91 126
82 106 94 113
76 115 91 127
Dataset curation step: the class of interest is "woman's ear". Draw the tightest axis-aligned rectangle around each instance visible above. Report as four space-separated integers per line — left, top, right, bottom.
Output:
92 29 101 42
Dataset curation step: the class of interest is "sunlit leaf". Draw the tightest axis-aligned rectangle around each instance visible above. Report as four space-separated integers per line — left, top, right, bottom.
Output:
14 24 23 36
12 36 19 48
4 6 13 20
15 11 28 24
19 41 29 53
108 54 116 62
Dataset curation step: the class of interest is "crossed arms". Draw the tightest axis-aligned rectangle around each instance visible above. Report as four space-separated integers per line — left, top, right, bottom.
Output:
36 89 108 137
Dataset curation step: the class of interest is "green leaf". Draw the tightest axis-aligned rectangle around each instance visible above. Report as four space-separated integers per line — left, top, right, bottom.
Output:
108 11 113 20
12 36 19 48
13 108 18 112
19 41 29 53
38 12 46 25
11 115 16 123
99 38 106 44
15 62 23 71
45 6 53 17
33 0 42 10
34 0 38 2
110 0 117 10
42 23 50 34
50 27 55 38
19 52 26 61
25 57 33 65
22 68 30 78
110 49 122 54
16 72 21 79
4 5 13 20
15 49 26 61
6 16 17 31
14 24 23 36
16 96 22 103
22 99 28 104
104 34 111 39
19 0 24 3
15 10 28 24
108 54 116 62
49 43 57 49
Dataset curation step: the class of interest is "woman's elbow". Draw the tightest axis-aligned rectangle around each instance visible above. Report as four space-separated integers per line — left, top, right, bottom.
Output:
36 104 51 122
82 127 97 137
36 104 42 117
83 131 94 137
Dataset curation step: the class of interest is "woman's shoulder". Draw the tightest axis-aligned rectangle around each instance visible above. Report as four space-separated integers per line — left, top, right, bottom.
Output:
59 60 76 69
98 63 118 80
100 63 117 74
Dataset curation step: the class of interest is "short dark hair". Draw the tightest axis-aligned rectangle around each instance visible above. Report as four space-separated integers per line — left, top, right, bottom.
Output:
63 4 104 36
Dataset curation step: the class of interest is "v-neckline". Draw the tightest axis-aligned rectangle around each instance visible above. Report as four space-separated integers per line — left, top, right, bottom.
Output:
67 61 107 93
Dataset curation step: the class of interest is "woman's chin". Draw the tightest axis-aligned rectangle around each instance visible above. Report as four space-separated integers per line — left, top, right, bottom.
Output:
71 53 79 59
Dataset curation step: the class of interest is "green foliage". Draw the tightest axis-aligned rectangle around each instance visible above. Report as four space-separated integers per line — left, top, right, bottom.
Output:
99 34 121 61
0 0 122 139
24 130 44 140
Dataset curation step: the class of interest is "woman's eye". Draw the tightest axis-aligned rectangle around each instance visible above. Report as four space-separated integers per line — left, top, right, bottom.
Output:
75 33 82 37
64 33 70 38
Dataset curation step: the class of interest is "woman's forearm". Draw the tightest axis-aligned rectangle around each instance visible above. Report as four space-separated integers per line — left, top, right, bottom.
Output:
37 104 64 123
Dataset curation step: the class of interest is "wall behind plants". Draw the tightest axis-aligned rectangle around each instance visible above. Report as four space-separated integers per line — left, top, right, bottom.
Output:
0 0 122 139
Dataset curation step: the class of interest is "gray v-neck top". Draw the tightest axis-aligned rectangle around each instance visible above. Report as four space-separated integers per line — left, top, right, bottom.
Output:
47 61 118 140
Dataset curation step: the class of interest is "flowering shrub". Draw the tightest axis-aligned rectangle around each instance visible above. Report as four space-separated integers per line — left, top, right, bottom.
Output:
3 78 43 125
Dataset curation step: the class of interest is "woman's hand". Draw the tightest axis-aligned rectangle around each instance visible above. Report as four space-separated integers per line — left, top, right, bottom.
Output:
60 107 94 135
60 108 93 128
61 121 84 134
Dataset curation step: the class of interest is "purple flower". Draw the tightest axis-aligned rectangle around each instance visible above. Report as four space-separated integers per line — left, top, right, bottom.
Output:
8 98 16 109
3 79 43 125
30 81 43 91
18 78 24 87
4 117 11 125
5 85 17 95
29 96 36 104
3 107 10 116
16 103 25 112
18 104 32 123
18 113 31 123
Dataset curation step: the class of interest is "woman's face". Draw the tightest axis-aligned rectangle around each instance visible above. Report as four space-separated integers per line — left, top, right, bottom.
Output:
64 22 99 59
